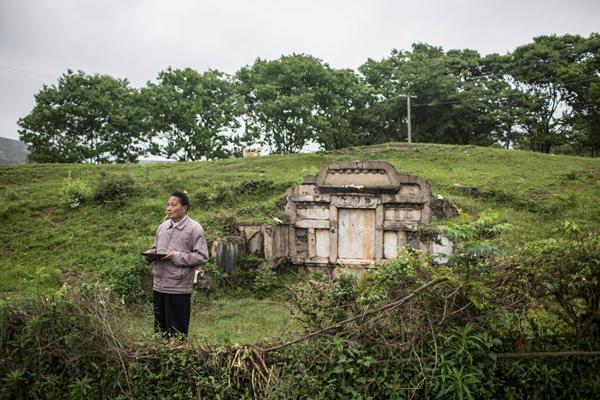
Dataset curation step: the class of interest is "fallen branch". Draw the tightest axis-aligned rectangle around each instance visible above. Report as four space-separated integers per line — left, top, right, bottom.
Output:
262 278 448 353
497 351 600 359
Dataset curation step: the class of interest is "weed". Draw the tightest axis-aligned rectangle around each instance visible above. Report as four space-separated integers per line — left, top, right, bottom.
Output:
61 178 92 209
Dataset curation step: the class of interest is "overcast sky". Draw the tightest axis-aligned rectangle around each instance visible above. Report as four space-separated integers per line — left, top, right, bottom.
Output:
1 0 598 141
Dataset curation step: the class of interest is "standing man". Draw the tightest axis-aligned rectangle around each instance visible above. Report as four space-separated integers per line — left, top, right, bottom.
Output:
145 191 209 336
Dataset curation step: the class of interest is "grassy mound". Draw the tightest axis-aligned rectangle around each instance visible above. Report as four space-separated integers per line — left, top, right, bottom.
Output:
1 143 597 300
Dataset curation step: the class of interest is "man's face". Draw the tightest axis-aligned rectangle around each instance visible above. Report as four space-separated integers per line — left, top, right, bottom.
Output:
166 196 187 221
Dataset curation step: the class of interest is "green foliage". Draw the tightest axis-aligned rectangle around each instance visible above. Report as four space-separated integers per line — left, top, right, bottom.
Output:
430 323 501 400
0 144 598 397
17 34 600 160
356 249 428 305
194 179 293 212
142 67 242 161
514 230 599 338
94 172 139 205
323 338 377 398
99 256 148 303
18 69 147 163
237 54 365 153
503 34 600 155
438 211 512 263
253 265 278 299
61 178 92 209
0 284 272 399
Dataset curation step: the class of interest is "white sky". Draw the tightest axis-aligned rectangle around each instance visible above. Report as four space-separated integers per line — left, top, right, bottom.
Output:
1 0 598 141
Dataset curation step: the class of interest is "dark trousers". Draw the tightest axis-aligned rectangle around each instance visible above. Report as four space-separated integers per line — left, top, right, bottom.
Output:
153 290 191 336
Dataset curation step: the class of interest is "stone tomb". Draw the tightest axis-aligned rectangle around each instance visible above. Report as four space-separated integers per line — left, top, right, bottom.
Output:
237 161 434 273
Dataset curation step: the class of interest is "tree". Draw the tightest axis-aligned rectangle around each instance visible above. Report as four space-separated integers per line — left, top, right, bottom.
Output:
312 68 372 151
359 44 505 146
556 33 600 156
237 54 363 154
501 35 587 153
19 70 145 163
142 68 242 161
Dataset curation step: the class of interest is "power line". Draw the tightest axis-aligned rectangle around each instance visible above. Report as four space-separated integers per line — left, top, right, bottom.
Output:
0 64 56 80
408 76 597 108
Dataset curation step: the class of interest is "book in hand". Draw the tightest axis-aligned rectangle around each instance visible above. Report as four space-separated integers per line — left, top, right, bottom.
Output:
141 251 167 260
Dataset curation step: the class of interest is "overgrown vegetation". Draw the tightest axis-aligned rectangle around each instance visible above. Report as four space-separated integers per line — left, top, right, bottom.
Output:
2 221 598 398
0 144 598 398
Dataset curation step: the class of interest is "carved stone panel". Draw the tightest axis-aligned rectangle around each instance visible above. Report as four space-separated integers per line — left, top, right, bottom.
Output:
383 231 399 259
384 207 422 222
297 206 329 220
337 208 376 260
295 228 308 258
315 229 330 258
276 160 435 271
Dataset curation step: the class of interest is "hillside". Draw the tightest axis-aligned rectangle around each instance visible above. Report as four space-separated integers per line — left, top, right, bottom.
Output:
0 143 598 301
0 136 28 164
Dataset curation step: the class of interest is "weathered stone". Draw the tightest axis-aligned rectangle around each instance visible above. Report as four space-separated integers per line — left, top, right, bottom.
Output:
247 232 264 256
295 228 308 258
297 206 329 220
429 235 454 265
338 208 376 260
214 240 238 274
432 195 459 219
286 161 433 270
237 161 449 273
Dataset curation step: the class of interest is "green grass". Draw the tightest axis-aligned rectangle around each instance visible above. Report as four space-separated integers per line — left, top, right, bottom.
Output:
1 142 598 313
121 294 301 345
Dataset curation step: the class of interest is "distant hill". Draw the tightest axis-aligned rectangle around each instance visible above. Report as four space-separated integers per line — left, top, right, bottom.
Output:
0 137 28 164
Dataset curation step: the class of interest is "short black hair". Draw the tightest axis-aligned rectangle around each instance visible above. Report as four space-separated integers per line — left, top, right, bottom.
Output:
170 191 189 211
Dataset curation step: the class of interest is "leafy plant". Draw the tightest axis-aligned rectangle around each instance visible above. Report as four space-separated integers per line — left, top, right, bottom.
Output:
430 324 501 400
438 211 512 263
515 231 599 338
253 265 278 299
61 178 92 209
94 172 139 205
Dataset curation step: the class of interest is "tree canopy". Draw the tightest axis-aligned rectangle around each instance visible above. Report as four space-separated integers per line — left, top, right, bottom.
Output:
19 70 146 163
142 68 242 161
19 33 600 162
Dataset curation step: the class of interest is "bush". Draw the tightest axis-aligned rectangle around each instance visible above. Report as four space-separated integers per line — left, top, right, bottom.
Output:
61 178 92 209
94 172 138 205
99 256 148 303
234 178 278 196
253 265 277 298
194 185 235 210
514 230 599 338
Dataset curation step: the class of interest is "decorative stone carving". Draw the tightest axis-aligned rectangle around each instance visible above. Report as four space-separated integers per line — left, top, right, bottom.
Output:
285 161 433 272
237 161 437 273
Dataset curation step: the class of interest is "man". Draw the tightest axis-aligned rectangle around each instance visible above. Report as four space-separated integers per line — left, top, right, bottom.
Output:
144 191 209 336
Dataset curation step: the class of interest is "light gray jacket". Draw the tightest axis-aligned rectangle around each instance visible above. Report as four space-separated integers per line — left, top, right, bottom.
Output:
152 215 209 294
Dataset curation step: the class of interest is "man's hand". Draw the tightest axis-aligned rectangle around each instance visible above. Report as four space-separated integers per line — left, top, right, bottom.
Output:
162 251 174 261
143 249 156 263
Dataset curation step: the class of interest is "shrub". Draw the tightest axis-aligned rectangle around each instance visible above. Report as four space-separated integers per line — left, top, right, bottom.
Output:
94 172 138 205
234 178 277 196
61 178 92 209
99 256 148 303
515 230 599 338
233 179 295 197
253 265 277 298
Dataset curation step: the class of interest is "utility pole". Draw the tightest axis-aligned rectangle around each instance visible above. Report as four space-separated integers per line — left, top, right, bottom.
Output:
400 94 417 143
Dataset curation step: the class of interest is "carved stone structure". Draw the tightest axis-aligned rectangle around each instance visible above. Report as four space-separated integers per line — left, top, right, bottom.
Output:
284 161 432 272
237 161 435 273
